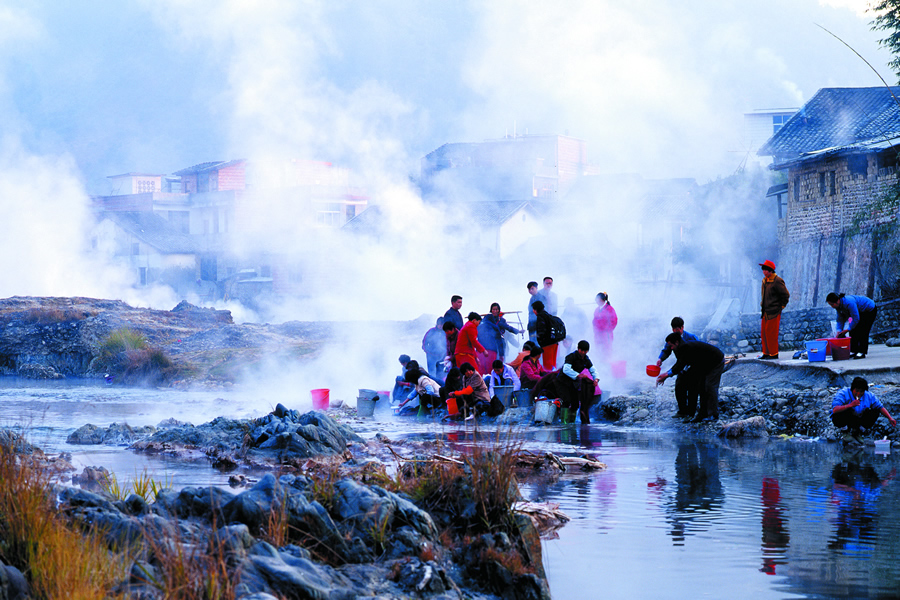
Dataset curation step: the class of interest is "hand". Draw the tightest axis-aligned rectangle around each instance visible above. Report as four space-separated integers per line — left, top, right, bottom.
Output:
890 416 897 427
656 359 662 367
656 373 668 385
850 398 861 408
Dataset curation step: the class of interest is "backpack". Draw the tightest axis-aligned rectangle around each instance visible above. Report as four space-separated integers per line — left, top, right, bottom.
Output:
547 314 567 345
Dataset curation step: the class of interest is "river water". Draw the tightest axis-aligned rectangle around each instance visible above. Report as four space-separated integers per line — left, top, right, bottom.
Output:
2 378 898 600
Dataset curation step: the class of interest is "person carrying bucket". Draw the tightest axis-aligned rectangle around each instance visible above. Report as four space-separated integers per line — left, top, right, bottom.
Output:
656 316 700 420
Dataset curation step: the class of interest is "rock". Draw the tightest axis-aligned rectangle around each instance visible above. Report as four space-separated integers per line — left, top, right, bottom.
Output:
16 363 63 379
67 422 155 445
719 416 769 438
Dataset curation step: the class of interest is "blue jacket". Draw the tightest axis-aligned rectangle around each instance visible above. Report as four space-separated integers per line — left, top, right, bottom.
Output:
832 387 883 415
659 330 699 362
834 295 876 331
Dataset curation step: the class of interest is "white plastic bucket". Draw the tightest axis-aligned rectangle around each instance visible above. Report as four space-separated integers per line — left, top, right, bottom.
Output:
534 400 557 424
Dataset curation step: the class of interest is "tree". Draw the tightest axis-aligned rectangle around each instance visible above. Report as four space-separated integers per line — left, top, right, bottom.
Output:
871 0 900 82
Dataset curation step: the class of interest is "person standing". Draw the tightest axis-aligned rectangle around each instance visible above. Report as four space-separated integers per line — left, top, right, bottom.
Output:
422 317 448 383
656 334 725 423
592 292 618 362
526 281 540 342
443 295 464 332
533 300 562 370
657 316 700 419
831 377 896 444
759 260 790 360
558 340 599 424
479 302 522 365
455 312 488 374
826 292 877 359
442 321 459 368
536 277 558 316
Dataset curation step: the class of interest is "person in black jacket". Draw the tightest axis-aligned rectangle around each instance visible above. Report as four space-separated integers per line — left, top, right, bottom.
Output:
656 334 725 423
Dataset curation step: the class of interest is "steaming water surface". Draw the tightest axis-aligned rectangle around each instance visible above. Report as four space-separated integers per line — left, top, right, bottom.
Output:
2 379 899 599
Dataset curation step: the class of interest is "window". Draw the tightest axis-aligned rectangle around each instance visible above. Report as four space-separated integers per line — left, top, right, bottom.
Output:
139 267 147 286
316 211 341 226
828 171 836 196
819 172 826 196
200 256 217 281
131 242 140 255
136 180 156 193
346 204 357 219
793 176 802 202
772 114 791 134
848 155 868 180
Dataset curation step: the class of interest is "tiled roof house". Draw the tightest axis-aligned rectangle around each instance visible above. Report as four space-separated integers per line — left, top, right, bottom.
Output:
757 86 900 307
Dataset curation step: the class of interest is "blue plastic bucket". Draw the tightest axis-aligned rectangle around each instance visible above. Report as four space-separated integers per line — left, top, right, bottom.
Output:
806 340 827 363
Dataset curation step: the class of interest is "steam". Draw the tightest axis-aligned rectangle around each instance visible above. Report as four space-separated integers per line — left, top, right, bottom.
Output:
0 0 894 406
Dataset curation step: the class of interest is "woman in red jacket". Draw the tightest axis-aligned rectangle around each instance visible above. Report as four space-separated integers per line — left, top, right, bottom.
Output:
455 312 489 374
592 292 618 362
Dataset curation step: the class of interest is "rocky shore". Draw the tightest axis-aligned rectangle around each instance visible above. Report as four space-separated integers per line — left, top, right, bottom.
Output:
3 406 565 600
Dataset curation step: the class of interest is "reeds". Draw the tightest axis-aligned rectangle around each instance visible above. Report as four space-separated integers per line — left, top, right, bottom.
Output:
0 444 127 600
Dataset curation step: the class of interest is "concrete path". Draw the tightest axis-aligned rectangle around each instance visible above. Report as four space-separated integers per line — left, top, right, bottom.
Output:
735 343 900 385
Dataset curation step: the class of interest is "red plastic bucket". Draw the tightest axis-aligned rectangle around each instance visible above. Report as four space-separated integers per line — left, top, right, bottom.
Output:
311 388 330 410
447 397 459 416
646 364 660 377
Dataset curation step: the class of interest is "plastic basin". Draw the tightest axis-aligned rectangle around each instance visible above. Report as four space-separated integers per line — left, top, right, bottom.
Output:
805 340 827 362
646 365 660 377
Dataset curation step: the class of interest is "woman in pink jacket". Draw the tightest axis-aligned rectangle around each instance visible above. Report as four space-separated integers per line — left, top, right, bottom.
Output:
592 292 617 362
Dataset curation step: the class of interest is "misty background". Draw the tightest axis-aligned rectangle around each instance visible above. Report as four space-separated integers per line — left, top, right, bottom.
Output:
0 0 892 403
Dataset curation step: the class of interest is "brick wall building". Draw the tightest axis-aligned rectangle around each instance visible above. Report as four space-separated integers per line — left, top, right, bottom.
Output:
758 87 900 309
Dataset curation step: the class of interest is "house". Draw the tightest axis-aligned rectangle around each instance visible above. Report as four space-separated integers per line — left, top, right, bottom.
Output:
91 211 205 296
343 200 542 260
419 134 592 202
758 86 900 307
92 158 369 297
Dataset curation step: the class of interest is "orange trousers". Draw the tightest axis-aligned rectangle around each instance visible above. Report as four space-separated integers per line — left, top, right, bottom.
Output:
761 314 781 357
542 343 558 370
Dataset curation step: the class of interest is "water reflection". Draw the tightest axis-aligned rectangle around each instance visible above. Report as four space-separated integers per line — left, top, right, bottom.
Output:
667 442 723 545
760 477 789 575
827 452 896 557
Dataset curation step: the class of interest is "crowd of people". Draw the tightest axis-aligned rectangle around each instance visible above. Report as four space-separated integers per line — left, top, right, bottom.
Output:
395 262 894 441
392 279 616 422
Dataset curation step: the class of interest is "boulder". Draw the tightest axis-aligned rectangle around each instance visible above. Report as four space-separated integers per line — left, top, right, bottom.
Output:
719 416 769 438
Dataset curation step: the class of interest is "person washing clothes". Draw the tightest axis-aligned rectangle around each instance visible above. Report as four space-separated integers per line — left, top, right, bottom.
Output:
831 377 896 444
827 292 877 359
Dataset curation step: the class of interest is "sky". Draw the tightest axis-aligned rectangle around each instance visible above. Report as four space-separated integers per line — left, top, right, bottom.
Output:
0 0 897 399
0 0 893 195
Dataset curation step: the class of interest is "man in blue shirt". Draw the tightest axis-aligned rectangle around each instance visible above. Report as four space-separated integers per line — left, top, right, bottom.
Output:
832 377 896 444
656 317 700 420
826 293 877 359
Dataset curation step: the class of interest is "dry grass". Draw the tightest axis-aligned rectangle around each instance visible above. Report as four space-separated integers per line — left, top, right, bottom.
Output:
140 519 238 600
0 445 128 600
21 308 94 325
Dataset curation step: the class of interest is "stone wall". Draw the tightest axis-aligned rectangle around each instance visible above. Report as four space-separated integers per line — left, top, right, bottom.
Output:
702 298 900 354
777 153 900 309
